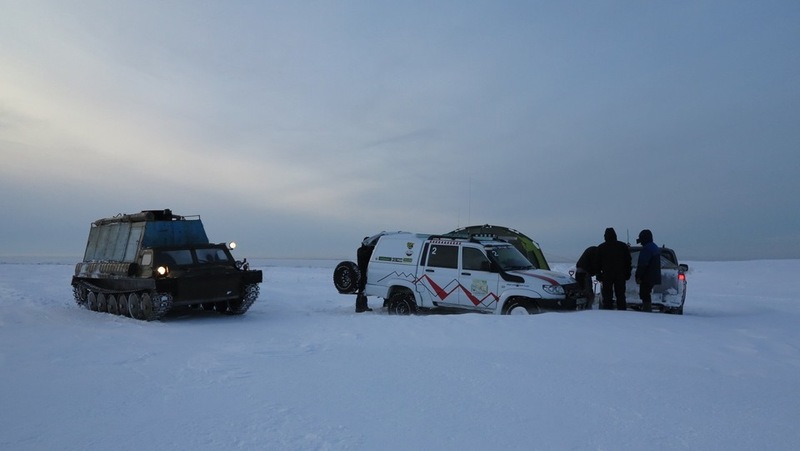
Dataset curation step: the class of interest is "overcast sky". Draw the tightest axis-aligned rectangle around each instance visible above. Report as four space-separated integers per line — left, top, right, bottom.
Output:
2 0 798 261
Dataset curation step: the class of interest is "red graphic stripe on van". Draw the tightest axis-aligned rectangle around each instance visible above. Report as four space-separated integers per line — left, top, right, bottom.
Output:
421 275 454 300
520 272 559 285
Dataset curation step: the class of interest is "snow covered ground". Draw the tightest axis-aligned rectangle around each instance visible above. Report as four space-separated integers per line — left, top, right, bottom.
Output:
1 258 799 450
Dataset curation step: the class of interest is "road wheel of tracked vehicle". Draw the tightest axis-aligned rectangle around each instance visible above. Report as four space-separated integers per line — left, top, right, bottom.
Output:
202 303 215 311
97 293 108 312
117 294 130 317
333 261 361 294
215 302 229 313
87 291 99 311
106 294 119 315
127 292 142 319
387 291 417 315
140 292 158 321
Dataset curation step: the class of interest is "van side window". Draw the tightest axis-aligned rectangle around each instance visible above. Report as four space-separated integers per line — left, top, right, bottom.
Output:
428 245 458 269
462 247 490 271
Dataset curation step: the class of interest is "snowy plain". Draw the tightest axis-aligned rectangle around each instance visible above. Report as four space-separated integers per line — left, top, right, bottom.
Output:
1 258 799 450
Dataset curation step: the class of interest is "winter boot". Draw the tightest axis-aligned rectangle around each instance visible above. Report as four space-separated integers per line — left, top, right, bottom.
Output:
355 294 372 313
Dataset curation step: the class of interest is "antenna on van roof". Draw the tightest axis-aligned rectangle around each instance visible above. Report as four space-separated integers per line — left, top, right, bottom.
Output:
467 175 472 225
626 229 630 245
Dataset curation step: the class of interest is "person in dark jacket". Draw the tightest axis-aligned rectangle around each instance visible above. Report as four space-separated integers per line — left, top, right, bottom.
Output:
595 228 632 310
355 238 374 313
635 229 661 312
575 246 598 308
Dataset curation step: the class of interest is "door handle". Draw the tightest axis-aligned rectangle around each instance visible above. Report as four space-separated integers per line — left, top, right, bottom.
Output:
461 272 471 276
425 269 435 273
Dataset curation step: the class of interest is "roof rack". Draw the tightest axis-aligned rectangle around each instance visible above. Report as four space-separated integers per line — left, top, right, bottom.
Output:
435 232 509 245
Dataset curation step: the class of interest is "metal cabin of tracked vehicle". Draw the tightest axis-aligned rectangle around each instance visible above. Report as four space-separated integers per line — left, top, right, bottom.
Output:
72 209 263 321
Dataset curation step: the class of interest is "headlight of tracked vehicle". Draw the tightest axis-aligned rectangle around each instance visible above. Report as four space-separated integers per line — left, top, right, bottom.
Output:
229 242 237 250
156 266 169 276
543 284 565 295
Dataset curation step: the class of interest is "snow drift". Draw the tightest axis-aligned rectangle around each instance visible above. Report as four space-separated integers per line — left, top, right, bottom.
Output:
1 259 799 450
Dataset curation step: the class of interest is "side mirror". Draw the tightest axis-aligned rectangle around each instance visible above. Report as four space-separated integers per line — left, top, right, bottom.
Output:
679 264 688 272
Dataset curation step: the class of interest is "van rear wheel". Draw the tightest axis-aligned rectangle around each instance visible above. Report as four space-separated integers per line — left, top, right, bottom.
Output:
387 291 417 315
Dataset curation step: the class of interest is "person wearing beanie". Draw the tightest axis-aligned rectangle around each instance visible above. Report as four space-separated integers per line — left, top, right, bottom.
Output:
595 227 632 310
635 229 661 312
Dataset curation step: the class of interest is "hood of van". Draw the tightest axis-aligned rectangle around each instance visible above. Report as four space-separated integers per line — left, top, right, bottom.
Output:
511 269 574 286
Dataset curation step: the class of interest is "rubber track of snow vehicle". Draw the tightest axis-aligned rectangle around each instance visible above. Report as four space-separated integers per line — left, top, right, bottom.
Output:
228 283 260 315
72 280 173 321
73 284 88 307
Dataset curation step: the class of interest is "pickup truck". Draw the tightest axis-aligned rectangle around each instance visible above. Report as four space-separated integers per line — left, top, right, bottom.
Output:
333 231 587 315
599 246 688 314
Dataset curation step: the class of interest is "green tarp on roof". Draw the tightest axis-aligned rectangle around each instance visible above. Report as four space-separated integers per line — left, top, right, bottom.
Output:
448 225 550 270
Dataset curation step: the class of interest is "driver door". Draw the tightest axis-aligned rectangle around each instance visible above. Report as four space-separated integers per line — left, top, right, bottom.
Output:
458 246 499 311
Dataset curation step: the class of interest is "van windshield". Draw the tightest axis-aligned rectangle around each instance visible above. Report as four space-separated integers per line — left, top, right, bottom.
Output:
486 245 534 271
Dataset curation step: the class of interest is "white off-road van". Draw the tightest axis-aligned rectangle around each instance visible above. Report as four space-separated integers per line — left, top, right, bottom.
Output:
334 231 587 315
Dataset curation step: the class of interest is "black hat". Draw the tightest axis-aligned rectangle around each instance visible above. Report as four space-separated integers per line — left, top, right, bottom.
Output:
636 229 653 244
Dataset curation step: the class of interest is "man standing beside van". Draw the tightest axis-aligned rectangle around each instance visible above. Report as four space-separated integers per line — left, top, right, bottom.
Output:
575 246 598 308
596 228 632 310
355 238 374 313
635 229 661 313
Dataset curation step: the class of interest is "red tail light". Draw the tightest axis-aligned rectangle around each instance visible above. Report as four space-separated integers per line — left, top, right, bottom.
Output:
678 273 686 281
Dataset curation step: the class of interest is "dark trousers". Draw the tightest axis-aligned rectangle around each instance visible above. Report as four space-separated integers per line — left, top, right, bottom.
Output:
601 277 627 310
639 282 654 312
576 271 595 308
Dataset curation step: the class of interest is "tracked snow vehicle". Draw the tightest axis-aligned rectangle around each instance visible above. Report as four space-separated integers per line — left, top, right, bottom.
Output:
71 209 263 321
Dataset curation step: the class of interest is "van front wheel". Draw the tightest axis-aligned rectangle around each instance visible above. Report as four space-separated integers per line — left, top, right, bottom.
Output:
503 297 541 315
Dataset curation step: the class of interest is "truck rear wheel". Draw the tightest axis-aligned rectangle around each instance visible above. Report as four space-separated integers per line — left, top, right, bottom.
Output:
333 261 361 294
387 291 417 315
